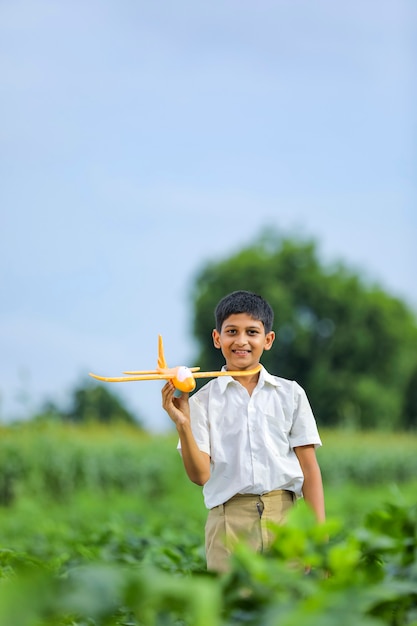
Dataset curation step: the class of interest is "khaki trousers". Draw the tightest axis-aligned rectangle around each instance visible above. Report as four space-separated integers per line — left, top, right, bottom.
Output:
205 490 295 573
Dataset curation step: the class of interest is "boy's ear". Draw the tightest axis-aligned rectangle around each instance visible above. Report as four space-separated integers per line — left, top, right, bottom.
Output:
264 331 275 351
212 328 221 349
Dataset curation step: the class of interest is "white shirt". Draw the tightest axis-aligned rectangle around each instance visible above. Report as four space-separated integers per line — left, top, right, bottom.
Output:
178 366 322 509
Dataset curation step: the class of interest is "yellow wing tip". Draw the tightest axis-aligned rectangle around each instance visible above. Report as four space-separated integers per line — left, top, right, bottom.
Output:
89 372 107 382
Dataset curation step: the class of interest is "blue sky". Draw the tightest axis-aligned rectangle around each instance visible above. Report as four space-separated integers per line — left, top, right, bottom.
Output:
1 1 416 431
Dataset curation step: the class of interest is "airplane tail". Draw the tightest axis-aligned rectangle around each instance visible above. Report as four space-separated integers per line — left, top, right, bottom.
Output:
157 334 168 370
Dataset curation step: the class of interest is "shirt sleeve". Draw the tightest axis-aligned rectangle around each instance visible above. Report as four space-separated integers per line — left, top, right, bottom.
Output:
289 382 322 449
177 391 211 456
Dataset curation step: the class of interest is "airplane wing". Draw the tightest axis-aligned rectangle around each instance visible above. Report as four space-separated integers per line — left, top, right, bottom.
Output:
192 365 262 379
123 369 161 375
89 364 262 384
89 372 172 383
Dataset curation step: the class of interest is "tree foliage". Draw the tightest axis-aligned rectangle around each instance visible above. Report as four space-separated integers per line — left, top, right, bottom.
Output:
36 383 141 427
65 383 139 425
191 231 417 430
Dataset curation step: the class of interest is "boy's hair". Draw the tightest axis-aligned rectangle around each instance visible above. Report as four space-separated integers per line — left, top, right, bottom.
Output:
214 290 274 333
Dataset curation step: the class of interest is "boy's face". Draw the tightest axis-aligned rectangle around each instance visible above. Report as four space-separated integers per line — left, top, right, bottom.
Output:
212 313 275 371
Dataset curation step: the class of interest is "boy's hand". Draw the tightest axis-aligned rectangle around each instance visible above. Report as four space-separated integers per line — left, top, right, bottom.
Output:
161 381 190 426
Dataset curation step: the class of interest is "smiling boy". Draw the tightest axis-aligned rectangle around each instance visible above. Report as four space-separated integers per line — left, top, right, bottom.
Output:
162 290 325 573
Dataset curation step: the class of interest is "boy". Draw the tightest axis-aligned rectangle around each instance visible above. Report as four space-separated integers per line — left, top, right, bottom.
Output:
162 290 325 573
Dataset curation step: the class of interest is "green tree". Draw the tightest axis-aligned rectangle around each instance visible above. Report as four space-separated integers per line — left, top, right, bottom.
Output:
191 231 417 429
65 383 140 425
35 383 142 426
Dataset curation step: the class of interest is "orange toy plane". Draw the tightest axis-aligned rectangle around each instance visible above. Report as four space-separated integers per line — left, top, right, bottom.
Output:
89 334 261 393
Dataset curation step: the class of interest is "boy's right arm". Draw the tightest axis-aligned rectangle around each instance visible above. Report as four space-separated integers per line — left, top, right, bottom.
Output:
161 381 210 486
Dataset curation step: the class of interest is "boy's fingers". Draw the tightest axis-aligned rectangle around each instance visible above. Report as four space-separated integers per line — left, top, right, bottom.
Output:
162 380 174 393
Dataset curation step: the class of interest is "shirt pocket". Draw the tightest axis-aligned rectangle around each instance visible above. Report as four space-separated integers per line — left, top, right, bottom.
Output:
263 409 291 456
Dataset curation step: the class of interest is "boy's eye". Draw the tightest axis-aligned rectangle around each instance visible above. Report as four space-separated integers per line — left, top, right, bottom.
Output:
225 328 259 335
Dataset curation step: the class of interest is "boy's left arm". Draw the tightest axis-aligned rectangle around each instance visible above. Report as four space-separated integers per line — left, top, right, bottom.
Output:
294 444 325 522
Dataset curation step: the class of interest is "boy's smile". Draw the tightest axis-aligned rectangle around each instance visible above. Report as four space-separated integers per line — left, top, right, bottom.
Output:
212 313 275 371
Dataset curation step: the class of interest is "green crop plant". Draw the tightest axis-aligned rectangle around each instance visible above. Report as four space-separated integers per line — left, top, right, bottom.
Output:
0 501 415 625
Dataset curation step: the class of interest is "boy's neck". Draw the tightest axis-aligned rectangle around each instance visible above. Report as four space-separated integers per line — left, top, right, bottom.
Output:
231 371 260 395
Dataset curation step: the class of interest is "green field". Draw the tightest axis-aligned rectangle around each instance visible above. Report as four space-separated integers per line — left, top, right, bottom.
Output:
0 422 415 625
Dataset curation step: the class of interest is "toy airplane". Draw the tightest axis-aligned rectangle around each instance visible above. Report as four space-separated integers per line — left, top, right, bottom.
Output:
89 334 261 393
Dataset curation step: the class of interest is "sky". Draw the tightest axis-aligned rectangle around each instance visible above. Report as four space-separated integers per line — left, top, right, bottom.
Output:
1 0 416 431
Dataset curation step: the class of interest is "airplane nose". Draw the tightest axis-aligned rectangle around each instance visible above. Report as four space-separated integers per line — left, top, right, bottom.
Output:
173 366 196 393
175 378 196 393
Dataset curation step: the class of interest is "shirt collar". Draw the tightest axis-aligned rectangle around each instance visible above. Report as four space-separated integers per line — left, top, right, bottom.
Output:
216 364 279 393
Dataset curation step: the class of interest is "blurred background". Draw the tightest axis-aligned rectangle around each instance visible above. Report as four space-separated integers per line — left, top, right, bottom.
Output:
1 0 416 431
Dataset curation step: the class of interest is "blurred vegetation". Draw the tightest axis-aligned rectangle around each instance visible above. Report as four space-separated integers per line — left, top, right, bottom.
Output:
191 231 417 430
0 422 173 507
0 423 416 510
0 422 416 625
